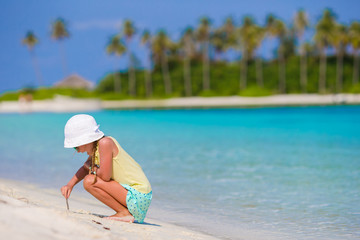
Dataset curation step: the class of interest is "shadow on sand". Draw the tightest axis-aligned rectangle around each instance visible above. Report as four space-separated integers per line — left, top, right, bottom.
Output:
73 211 161 227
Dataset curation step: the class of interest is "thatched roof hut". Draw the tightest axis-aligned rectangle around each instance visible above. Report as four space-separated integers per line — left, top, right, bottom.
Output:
54 74 95 89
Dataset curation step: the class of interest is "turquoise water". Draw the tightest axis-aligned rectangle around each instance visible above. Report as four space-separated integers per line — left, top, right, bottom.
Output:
1 106 360 239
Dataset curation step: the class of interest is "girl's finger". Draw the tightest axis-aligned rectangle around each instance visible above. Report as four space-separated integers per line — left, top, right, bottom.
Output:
66 189 71 199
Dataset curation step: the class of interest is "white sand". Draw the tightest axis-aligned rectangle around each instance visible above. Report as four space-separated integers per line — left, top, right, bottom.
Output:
1 94 360 113
0 95 102 113
102 94 360 109
0 178 296 240
0 178 217 240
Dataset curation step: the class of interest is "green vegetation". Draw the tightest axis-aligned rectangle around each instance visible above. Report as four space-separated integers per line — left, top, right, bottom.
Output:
350 83 360 93
0 92 21 101
1 54 358 102
95 56 358 99
0 88 96 102
239 86 273 97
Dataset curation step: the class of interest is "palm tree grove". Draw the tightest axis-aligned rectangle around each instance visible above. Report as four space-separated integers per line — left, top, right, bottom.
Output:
9 9 360 100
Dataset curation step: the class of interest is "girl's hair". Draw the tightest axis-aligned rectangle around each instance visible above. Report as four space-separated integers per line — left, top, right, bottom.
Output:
90 140 99 183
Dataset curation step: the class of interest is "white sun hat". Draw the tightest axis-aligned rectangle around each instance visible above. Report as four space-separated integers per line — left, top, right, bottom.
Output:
64 114 104 148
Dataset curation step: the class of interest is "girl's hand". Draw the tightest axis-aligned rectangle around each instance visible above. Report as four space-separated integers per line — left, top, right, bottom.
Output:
61 185 73 199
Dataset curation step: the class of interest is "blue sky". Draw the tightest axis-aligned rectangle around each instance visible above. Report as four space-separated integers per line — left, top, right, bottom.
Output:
1 0 359 93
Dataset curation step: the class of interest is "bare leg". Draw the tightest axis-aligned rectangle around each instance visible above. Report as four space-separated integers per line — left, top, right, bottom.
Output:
83 174 134 223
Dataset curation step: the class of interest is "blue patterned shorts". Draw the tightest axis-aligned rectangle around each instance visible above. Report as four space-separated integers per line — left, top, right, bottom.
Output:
121 184 152 223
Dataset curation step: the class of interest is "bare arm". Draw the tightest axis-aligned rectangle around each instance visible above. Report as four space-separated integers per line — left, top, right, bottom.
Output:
69 165 88 186
61 157 90 199
94 138 114 182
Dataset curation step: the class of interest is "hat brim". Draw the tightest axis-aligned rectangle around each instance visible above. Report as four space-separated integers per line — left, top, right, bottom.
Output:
64 132 104 148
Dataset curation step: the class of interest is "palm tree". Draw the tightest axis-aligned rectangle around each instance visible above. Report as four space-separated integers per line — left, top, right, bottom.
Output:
238 16 256 90
106 35 126 93
222 17 237 48
266 14 276 28
196 17 211 91
314 9 336 93
212 17 236 61
51 17 70 76
22 31 43 86
122 20 136 96
332 24 348 92
211 29 226 61
276 20 288 93
294 9 309 92
180 27 196 96
265 14 277 39
152 30 173 95
267 18 288 93
141 30 153 97
349 21 360 85
251 25 266 88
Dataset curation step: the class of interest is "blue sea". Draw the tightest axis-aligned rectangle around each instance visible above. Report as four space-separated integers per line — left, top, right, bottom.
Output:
1 106 359 239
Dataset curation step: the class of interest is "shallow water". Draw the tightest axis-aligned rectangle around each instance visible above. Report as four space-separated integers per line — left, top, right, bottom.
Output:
1 106 359 239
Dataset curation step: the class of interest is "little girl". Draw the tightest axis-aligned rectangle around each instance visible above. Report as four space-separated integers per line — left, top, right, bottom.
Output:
61 114 152 223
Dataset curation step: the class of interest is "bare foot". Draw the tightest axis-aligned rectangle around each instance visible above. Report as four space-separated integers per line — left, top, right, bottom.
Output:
105 213 135 223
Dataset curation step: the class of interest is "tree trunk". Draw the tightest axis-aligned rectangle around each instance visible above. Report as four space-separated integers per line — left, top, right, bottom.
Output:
30 50 43 86
145 69 152 97
128 53 136 96
203 40 210 91
129 66 136 96
127 39 136 97
162 52 172 95
59 41 68 77
184 56 192 96
336 50 344 93
145 53 152 98
300 50 307 93
353 50 359 85
240 50 247 90
113 62 121 93
319 48 327 93
256 56 263 88
278 48 286 93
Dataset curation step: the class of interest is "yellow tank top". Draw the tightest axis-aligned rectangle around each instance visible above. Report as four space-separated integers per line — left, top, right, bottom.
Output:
94 136 152 194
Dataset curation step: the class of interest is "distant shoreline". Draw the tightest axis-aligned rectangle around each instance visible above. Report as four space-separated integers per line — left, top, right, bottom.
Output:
102 94 360 110
1 94 360 113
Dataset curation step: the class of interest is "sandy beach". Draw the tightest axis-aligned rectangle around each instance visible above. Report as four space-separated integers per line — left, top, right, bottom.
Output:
0 178 218 240
0 178 298 240
102 94 360 110
1 94 360 113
